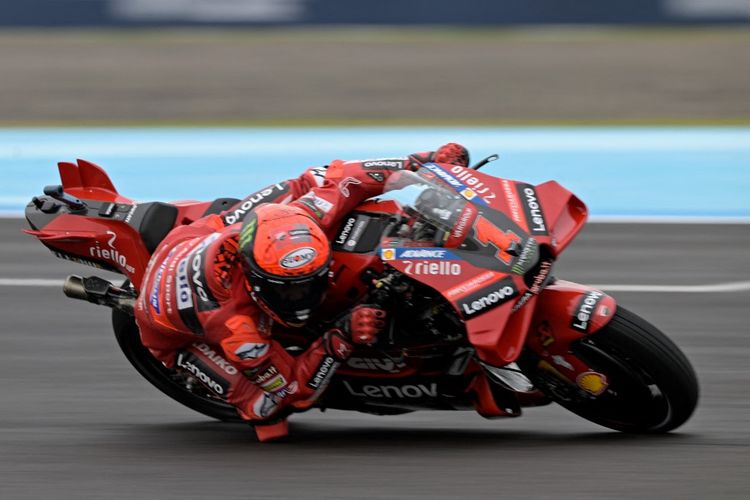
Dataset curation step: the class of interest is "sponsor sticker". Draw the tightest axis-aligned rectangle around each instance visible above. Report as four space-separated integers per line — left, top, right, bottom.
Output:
448 204 477 243
367 172 385 182
381 248 459 261
280 247 317 269
224 183 290 225
176 257 193 311
89 230 135 273
300 193 333 213
235 342 270 360
517 183 548 235
334 217 356 246
309 167 327 186
339 177 362 197
511 239 539 275
361 159 405 170
176 352 229 395
193 342 239 375
149 260 167 314
381 248 396 261
460 188 476 200
307 356 338 390
404 260 462 276
189 234 221 312
175 251 204 335
238 217 257 249
570 290 606 333
296 197 324 220
343 381 438 399
456 277 519 318
577 371 609 396
445 271 498 299
450 166 498 203
501 179 523 225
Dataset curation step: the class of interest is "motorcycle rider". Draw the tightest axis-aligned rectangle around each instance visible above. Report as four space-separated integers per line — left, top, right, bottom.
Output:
134 143 470 441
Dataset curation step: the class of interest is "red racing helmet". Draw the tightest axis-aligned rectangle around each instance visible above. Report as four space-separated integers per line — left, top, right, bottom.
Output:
238 204 331 327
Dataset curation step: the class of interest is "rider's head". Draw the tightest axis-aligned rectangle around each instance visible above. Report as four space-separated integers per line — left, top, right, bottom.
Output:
238 204 331 327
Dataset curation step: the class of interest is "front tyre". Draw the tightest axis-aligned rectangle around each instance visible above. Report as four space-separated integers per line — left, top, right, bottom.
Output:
526 307 699 433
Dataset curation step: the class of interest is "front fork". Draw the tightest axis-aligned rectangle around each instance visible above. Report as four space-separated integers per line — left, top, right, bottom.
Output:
522 279 618 398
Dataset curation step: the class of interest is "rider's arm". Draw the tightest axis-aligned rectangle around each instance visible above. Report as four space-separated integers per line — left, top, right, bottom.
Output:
288 143 469 232
289 157 411 232
218 309 352 419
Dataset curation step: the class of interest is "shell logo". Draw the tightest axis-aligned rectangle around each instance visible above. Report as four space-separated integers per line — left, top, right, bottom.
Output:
381 249 396 261
576 371 609 396
461 188 477 200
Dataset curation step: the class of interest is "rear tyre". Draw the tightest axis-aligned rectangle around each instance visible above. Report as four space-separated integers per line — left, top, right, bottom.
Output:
524 307 698 433
112 308 243 423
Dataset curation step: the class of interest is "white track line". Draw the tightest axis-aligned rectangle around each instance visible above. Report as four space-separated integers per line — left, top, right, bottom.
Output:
1 278 749 293
588 281 750 293
0 278 64 287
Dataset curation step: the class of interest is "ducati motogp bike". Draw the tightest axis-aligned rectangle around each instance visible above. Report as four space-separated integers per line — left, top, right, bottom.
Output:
24 158 698 433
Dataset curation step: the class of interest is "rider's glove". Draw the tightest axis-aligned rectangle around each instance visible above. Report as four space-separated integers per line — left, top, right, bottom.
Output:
323 329 353 361
347 304 387 345
434 143 470 168
408 143 470 170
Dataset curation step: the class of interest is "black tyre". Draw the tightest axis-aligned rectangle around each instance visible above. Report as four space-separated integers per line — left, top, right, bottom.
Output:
525 307 698 433
112 308 243 422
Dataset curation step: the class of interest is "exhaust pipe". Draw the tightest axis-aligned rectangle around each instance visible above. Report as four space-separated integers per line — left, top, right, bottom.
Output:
63 275 135 314
63 275 88 301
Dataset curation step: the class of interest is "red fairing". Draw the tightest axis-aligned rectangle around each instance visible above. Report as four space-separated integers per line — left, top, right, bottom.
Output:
523 280 618 382
533 181 588 257
532 280 617 339
27 217 151 289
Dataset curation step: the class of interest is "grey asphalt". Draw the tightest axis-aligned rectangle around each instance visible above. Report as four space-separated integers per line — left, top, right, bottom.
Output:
1 218 748 499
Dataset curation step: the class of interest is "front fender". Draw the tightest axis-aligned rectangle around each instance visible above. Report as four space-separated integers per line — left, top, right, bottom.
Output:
529 280 617 349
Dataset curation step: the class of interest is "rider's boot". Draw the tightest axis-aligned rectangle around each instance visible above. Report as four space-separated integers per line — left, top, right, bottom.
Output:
254 418 290 442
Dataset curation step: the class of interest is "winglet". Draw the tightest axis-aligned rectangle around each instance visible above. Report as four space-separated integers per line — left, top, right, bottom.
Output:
58 162 82 190
77 159 118 193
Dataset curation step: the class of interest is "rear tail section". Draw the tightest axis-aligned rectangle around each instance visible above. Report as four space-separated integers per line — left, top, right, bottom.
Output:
57 159 124 202
24 159 177 290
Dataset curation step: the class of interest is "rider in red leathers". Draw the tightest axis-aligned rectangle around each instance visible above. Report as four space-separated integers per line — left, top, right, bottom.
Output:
134 143 470 440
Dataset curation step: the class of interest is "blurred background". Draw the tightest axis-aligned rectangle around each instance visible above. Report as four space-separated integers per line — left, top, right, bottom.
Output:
1 0 749 217
2 2 750 499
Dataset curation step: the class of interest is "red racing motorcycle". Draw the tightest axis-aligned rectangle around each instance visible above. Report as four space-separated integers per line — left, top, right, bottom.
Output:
25 158 698 433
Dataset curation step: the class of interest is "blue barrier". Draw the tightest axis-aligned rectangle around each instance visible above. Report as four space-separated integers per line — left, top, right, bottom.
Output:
2 127 749 219
2 0 749 26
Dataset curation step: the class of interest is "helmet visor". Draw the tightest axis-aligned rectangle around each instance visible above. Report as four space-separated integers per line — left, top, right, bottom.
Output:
250 266 329 324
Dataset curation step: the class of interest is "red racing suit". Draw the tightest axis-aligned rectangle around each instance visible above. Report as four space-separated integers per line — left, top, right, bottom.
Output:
135 154 434 422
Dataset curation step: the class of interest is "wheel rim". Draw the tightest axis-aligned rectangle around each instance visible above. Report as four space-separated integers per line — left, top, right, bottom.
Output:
564 336 673 431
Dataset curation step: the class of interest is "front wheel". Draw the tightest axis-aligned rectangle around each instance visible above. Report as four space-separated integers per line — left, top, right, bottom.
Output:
522 307 699 433
112 308 243 423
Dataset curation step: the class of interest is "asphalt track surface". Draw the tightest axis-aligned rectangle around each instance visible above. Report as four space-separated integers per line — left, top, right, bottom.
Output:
1 218 748 499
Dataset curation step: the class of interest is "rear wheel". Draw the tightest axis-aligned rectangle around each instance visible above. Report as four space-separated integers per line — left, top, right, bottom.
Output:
522 307 698 433
112 308 243 422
